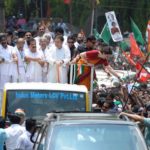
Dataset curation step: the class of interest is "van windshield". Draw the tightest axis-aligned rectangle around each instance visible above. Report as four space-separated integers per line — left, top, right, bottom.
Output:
6 90 86 119
49 124 147 150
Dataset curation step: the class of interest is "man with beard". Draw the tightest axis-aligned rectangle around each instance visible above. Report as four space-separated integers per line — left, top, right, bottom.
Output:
74 32 85 49
23 31 32 49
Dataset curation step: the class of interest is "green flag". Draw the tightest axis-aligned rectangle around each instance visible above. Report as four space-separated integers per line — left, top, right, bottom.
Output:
119 41 129 51
131 18 145 45
100 23 112 45
93 28 101 40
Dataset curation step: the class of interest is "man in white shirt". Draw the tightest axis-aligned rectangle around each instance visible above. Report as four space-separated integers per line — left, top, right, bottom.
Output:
39 37 49 82
25 38 44 82
74 32 84 49
34 25 45 49
46 35 71 83
43 33 54 49
16 118 36 150
0 35 17 90
14 38 27 82
5 114 24 150
23 31 32 49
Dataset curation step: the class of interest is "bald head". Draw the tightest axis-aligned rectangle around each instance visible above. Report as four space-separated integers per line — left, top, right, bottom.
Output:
40 37 47 50
16 38 25 50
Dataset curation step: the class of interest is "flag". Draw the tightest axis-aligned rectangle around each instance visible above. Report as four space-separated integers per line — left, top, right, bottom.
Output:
130 33 144 58
146 20 150 52
72 64 85 83
93 28 101 40
100 23 112 45
119 41 129 51
131 18 145 45
136 63 150 82
64 0 71 4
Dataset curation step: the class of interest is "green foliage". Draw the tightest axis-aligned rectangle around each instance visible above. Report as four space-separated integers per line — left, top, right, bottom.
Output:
100 0 150 33
4 0 150 34
5 0 16 16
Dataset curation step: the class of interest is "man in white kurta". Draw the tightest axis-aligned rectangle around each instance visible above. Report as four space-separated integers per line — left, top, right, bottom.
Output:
23 31 32 50
34 25 45 49
46 35 71 83
24 38 44 82
14 38 27 82
0 36 17 90
39 37 49 82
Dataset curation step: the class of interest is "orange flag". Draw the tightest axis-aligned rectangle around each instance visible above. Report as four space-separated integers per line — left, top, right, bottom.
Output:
130 33 144 58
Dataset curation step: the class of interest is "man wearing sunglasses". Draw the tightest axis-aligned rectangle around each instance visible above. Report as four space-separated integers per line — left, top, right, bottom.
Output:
67 35 78 60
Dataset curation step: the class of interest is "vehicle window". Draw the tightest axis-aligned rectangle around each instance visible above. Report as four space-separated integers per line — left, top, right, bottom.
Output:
48 124 147 150
6 90 86 118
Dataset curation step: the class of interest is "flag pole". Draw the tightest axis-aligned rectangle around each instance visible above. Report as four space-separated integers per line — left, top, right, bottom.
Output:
90 0 96 35
123 52 150 111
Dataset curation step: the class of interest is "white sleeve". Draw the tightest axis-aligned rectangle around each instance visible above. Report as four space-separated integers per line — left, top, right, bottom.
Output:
24 49 30 57
16 136 26 150
46 49 56 65
63 47 71 66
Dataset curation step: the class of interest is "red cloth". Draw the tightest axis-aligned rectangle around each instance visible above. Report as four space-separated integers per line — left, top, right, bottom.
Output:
86 50 108 66
86 50 99 59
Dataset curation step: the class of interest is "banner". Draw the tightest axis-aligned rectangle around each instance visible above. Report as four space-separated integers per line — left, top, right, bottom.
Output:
105 11 123 42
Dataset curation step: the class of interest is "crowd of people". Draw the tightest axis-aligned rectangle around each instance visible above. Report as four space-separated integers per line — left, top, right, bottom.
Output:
0 109 37 150
0 18 150 149
0 19 124 91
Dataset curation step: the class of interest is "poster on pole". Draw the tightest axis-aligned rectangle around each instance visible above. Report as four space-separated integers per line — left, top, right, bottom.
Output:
105 11 123 42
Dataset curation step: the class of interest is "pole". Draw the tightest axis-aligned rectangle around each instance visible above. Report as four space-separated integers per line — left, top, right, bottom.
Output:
40 0 43 18
90 65 94 111
90 1 95 35
69 3 73 25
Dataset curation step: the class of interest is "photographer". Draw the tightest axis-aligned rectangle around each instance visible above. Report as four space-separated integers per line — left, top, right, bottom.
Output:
16 118 36 150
